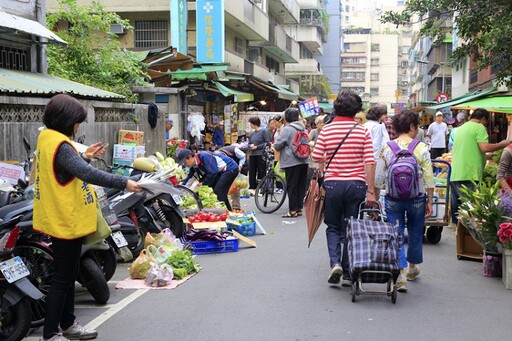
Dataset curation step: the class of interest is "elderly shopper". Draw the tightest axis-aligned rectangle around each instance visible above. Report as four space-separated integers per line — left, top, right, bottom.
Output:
311 90 376 287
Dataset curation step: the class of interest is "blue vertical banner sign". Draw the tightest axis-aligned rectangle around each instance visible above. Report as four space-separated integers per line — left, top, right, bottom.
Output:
196 0 225 63
170 0 187 54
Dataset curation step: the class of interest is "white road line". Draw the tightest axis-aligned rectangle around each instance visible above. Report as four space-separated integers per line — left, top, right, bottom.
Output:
85 289 149 331
24 289 148 341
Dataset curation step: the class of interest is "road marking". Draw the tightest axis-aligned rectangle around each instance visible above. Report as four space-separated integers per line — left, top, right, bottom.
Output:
24 289 149 340
85 289 149 331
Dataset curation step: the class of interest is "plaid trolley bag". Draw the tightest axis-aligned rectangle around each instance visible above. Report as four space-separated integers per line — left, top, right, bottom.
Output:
347 202 400 303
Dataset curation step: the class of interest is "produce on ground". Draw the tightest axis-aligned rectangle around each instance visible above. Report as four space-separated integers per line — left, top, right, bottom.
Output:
187 211 228 223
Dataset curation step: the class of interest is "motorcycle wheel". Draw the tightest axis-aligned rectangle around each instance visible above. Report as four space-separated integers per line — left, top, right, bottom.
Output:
13 244 53 328
129 227 145 258
80 257 110 304
0 296 32 341
92 248 117 282
160 205 186 238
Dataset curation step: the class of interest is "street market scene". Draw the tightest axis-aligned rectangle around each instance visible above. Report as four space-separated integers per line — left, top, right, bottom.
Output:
1 0 512 340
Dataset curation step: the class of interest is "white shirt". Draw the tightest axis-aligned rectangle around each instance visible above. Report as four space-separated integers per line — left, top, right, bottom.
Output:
363 120 390 160
213 155 227 172
427 122 448 148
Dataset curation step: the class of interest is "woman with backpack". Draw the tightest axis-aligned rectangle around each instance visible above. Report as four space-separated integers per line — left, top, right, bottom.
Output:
374 109 435 293
272 108 309 218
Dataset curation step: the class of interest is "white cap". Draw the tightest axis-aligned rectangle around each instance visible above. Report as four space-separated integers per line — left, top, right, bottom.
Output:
436 111 443 116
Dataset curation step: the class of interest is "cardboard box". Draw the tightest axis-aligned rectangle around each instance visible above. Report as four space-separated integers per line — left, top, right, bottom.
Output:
182 218 227 232
456 220 483 261
112 144 145 160
118 130 144 146
112 159 133 176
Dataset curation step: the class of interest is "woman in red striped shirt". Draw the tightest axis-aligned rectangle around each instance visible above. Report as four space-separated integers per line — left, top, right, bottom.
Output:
312 90 376 287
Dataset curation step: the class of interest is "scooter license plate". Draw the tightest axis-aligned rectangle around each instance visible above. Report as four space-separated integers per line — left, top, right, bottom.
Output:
112 231 128 248
171 194 183 205
0 256 30 283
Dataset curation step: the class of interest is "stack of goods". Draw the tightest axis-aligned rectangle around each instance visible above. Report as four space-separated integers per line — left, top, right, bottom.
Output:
181 186 227 211
129 228 200 287
112 130 145 176
181 228 238 254
226 212 256 236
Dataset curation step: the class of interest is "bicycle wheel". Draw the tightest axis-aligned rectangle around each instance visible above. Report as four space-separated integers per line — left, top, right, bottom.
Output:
255 174 287 213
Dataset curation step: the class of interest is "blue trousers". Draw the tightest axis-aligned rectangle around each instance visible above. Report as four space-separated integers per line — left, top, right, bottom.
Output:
385 196 426 269
323 180 366 278
450 181 475 224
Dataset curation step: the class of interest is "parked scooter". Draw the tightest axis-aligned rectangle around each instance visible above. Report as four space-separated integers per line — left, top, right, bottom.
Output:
0 216 43 341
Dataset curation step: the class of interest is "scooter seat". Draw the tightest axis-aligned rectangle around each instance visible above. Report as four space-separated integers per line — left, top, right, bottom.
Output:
0 200 33 221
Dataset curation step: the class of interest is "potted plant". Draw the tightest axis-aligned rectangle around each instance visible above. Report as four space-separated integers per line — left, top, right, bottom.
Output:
498 222 512 289
459 181 506 277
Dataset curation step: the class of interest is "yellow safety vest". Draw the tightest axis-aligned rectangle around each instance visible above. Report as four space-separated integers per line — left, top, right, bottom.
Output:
33 129 96 239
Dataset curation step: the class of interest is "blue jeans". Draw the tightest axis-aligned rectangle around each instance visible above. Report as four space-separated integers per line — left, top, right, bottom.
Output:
450 181 475 224
385 196 426 269
323 180 366 278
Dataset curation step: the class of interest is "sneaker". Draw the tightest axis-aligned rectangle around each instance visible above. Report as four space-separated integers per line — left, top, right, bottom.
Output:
395 275 408 293
341 277 352 287
327 264 343 284
406 267 420 281
62 322 98 340
42 334 70 341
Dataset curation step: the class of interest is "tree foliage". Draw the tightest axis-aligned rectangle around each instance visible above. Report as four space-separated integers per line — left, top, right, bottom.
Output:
46 0 148 102
381 0 512 86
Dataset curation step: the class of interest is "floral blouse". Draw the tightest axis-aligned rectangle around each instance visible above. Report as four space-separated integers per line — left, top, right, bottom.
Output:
375 138 435 193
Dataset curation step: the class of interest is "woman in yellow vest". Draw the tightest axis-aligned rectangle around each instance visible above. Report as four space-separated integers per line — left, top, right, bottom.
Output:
34 94 142 341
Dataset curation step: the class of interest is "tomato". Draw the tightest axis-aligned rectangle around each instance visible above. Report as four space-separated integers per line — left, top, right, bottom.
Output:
219 213 228 221
188 217 196 223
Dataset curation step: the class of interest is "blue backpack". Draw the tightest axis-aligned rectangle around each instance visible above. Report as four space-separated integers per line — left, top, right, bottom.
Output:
387 139 421 200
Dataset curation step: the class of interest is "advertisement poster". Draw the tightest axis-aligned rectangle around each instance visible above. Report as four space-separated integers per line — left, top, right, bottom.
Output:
298 97 321 117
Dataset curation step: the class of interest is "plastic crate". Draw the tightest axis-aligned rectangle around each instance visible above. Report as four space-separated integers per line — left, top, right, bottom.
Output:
227 221 256 236
189 238 239 255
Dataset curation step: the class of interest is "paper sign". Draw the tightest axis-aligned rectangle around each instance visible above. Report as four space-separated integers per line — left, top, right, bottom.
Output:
0 162 25 185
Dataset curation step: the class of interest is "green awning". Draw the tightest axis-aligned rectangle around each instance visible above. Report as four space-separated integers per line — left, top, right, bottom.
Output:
251 77 299 100
212 81 254 102
451 96 512 114
318 101 333 112
168 64 228 80
273 84 299 101
425 88 496 113
0 68 124 99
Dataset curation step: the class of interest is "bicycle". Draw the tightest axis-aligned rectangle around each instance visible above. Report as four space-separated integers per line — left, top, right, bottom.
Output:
254 149 287 213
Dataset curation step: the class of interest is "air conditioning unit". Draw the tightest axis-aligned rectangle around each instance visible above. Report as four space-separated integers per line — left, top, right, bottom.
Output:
110 24 125 35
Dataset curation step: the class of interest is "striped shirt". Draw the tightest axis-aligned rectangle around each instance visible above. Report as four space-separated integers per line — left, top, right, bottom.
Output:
312 116 374 182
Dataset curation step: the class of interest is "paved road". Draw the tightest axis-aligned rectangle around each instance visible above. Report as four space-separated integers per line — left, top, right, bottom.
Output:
26 198 511 341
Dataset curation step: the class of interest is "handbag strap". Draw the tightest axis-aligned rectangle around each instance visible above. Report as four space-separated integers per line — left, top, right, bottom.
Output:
324 122 358 173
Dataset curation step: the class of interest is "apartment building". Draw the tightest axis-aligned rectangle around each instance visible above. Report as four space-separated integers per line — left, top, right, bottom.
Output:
340 5 406 112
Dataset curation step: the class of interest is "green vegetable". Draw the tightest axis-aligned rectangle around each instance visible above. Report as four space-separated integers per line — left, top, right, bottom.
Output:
181 194 199 209
165 250 200 275
172 267 188 280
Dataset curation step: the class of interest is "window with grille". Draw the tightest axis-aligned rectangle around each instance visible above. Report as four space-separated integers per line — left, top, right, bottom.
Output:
342 72 365 82
134 20 168 48
370 73 379 81
234 37 244 54
371 43 380 52
266 56 280 73
371 58 379 65
370 88 379 96
0 45 30 71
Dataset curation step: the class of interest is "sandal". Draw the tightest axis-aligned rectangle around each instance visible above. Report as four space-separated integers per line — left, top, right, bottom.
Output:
296 210 303 216
282 211 299 218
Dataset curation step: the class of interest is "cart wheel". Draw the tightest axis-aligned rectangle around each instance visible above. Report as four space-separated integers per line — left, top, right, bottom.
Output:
351 282 357 303
391 287 397 304
426 226 443 244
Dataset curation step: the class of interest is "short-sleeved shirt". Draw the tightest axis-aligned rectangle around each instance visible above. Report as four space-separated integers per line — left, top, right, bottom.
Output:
451 121 488 182
375 138 435 193
427 122 449 148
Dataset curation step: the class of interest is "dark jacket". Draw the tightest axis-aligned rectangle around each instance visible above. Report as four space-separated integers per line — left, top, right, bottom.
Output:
183 151 237 186
212 127 225 146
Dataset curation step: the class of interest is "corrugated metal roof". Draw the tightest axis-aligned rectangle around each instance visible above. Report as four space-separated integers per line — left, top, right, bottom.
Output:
0 69 124 99
0 10 66 45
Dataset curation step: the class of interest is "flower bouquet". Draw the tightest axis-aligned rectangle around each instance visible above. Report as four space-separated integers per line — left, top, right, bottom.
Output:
459 182 504 254
498 222 512 250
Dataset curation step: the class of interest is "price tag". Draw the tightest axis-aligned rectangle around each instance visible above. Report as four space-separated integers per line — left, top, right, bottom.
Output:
112 231 128 248
0 256 30 283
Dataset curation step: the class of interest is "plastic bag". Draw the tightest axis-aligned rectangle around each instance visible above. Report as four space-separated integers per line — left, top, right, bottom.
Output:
274 162 285 180
147 244 179 265
129 249 157 279
144 262 174 287
143 228 179 249
228 173 248 195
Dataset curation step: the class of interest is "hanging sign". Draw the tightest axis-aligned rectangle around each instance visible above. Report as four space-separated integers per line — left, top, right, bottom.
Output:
298 97 321 118
196 0 225 63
